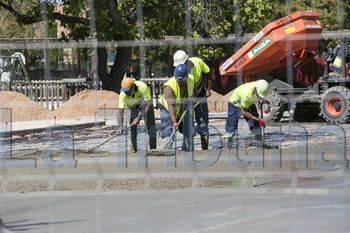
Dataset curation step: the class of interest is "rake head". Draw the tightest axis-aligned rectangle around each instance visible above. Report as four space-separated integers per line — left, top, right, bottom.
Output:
252 141 280 149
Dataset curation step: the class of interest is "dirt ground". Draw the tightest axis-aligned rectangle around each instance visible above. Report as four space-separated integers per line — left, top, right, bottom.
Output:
2 123 349 193
1 90 349 193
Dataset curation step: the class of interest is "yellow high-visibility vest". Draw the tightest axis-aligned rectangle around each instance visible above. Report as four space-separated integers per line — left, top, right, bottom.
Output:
159 75 195 117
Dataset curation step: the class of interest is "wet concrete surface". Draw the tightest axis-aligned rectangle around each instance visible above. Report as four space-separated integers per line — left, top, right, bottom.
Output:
0 115 350 232
2 115 350 154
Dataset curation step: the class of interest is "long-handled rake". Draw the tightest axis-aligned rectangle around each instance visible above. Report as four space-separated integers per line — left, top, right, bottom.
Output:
163 100 202 150
88 123 134 153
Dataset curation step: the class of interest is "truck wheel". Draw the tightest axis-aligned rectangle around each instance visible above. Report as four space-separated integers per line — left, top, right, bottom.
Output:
294 104 320 122
257 89 286 122
320 86 350 124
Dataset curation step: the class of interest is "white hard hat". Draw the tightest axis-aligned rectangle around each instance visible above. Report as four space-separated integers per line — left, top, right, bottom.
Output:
256 80 269 98
173 50 188 67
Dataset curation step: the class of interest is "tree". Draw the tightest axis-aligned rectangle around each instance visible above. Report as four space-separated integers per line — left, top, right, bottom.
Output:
0 0 275 93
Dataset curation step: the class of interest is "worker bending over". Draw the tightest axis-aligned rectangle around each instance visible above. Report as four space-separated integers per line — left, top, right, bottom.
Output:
159 64 197 151
223 80 269 148
173 50 211 150
117 78 157 152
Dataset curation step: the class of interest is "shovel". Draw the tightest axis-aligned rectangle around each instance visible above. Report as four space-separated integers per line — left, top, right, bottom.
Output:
88 123 134 153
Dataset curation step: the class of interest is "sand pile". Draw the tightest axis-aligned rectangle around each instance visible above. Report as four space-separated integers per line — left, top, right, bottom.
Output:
207 90 233 113
0 91 49 122
50 90 119 119
0 88 232 122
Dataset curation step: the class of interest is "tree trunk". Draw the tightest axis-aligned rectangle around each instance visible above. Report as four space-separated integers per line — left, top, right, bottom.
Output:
97 46 132 94
97 47 110 89
109 46 132 94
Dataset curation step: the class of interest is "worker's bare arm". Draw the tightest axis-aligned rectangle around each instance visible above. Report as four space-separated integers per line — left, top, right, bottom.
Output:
204 72 212 97
168 103 178 130
241 108 260 122
144 100 153 114
117 108 124 131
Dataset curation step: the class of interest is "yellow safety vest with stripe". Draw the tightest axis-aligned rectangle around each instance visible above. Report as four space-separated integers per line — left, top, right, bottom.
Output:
159 75 195 117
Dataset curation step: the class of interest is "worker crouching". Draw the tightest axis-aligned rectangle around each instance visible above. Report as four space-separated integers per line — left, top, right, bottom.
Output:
117 78 157 152
173 50 211 150
159 64 197 151
223 80 269 148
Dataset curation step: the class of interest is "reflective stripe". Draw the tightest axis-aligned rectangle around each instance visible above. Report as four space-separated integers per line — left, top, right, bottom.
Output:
253 131 262 136
229 99 241 106
222 132 235 138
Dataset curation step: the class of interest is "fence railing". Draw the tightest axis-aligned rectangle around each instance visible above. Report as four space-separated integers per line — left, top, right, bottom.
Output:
140 77 168 104
0 78 94 110
0 78 168 110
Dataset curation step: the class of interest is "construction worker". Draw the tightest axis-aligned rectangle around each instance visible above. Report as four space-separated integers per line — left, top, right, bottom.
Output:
159 64 197 151
330 43 350 76
223 80 269 148
173 50 211 149
117 78 157 152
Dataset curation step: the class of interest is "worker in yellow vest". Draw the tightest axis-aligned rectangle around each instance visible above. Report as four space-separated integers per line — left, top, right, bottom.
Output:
330 43 350 77
223 80 269 148
173 50 211 150
159 64 197 151
117 78 157 152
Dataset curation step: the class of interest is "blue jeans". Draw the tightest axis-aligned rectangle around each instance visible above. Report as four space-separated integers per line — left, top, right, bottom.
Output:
160 109 195 138
160 108 195 150
225 102 260 134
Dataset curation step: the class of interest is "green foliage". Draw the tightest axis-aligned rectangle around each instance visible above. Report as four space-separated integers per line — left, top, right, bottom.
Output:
1 0 350 78
232 0 274 33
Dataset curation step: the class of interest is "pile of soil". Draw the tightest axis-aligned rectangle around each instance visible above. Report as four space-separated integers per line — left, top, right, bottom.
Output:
0 89 233 122
50 90 119 119
0 91 49 122
207 90 233 113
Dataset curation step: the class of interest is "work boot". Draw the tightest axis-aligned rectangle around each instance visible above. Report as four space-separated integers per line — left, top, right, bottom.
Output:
149 137 157 150
222 132 235 149
200 134 209 150
182 137 193 151
252 128 262 141
252 127 263 148
131 138 138 153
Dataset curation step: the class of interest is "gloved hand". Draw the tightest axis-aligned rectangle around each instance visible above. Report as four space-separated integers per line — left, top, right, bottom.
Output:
258 119 265 127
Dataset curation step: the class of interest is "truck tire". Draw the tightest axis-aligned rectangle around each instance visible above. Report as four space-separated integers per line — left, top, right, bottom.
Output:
294 104 320 122
320 86 350 124
257 89 286 122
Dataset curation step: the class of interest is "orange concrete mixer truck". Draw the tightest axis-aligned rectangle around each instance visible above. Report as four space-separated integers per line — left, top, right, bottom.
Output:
220 11 350 124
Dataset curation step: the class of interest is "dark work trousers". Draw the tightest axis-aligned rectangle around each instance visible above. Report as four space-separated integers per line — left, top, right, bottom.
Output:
130 104 157 150
160 108 195 151
194 99 209 135
225 102 260 134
